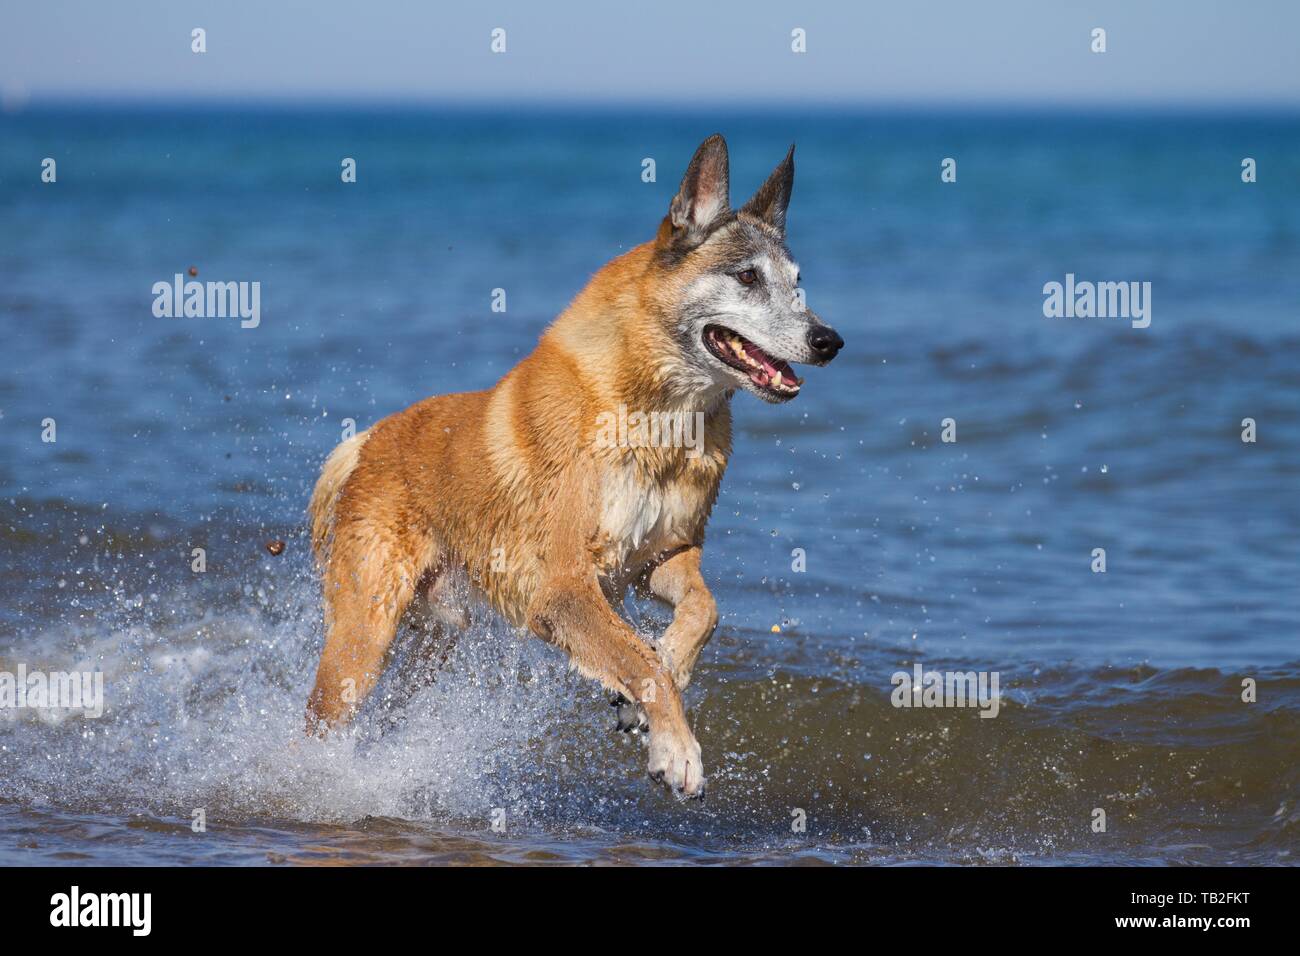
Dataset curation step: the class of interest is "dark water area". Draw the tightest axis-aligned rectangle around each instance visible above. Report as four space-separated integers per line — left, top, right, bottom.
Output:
0 106 1297 864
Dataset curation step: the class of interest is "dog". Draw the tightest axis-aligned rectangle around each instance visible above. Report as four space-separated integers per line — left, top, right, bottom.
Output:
305 134 843 797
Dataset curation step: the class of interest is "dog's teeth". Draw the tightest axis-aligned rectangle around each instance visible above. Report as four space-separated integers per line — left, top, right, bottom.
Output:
772 372 783 386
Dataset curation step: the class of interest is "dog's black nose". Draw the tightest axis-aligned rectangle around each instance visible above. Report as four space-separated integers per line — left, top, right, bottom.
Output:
808 326 844 361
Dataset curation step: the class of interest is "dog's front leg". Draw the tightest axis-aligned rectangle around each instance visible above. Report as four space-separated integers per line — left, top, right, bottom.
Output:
646 546 719 691
528 570 704 797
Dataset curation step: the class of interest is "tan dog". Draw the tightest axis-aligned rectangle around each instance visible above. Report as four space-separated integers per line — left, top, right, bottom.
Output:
305 134 843 796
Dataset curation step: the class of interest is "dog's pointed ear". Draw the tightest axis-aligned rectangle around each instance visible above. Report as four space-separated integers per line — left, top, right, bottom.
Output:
741 144 795 235
666 134 730 244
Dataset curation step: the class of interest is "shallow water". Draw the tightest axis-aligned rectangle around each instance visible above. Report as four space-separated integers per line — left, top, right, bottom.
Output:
0 106 1298 864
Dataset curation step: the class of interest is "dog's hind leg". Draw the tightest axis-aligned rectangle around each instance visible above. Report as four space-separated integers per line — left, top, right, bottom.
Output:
372 618 459 734
610 691 650 734
404 566 469 684
306 524 420 734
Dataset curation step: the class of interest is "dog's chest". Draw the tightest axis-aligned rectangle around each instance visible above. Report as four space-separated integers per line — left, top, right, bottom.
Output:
594 462 708 579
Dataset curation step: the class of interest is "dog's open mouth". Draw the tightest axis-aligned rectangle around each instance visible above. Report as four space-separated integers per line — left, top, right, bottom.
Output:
703 325 803 397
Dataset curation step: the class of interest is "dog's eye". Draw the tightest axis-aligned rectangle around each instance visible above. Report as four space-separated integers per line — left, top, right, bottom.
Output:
736 269 758 286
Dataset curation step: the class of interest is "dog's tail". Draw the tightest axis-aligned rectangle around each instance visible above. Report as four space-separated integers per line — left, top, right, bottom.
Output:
308 429 370 564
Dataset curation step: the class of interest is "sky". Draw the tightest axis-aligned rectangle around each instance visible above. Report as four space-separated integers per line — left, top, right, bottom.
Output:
1 0 1298 108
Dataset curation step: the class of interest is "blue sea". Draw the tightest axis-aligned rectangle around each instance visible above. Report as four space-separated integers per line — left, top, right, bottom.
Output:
0 105 1297 864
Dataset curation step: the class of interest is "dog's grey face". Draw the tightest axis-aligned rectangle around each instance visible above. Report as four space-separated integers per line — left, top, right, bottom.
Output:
657 136 844 404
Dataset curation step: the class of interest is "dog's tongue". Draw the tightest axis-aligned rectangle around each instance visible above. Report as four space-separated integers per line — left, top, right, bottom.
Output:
742 341 793 388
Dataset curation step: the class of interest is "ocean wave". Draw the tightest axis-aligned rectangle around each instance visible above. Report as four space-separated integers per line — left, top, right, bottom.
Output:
1 591 1294 864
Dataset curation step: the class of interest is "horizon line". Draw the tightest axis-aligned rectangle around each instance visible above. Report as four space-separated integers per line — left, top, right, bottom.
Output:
6 93 1300 117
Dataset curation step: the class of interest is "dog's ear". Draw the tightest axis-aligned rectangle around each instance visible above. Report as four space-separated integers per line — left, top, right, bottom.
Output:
741 144 795 235
665 134 730 246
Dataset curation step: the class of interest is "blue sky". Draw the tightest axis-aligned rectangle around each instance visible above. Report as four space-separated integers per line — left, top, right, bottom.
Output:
2 0 1297 107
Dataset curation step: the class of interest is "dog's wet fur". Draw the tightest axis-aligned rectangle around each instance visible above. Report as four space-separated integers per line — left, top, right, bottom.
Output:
306 135 843 797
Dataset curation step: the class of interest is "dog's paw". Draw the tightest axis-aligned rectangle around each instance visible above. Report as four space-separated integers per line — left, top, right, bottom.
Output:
647 730 705 798
610 694 649 734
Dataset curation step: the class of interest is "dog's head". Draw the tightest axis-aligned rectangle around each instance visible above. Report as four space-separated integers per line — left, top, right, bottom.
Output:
651 134 843 404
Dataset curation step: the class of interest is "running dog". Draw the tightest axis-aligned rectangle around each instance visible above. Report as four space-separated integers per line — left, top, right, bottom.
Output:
306 134 844 797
